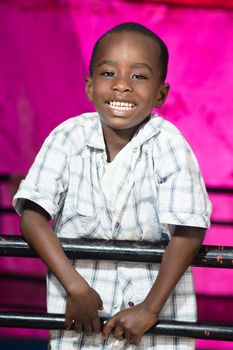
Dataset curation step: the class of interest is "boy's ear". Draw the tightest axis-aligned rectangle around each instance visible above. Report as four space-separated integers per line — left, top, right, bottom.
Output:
154 83 170 108
85 77 93 101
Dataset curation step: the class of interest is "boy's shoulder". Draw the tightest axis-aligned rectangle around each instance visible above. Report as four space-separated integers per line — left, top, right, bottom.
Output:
146 114 192 154
150 114 183 140
47 112 102 154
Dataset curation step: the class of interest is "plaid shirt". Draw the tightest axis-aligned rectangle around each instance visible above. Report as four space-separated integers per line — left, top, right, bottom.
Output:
13 112 211 349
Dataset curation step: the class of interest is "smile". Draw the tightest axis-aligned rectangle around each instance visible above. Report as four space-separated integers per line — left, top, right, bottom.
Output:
107 101 136 111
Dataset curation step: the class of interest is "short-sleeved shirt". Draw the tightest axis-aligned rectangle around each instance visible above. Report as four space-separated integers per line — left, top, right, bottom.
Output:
13 112 211 349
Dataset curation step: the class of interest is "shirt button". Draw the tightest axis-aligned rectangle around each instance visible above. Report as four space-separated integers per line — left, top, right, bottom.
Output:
132 147 137 153
113 304 118 309
128 301 134 307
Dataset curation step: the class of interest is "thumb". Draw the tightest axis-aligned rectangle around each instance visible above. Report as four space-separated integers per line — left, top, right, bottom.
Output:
103 316 117 338
98 298 104 310
64 314 73 330
64 304 73 330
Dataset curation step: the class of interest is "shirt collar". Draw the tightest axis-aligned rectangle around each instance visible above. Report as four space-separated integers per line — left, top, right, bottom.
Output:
85 113 106 150
131 113 164 147
85 112 164 150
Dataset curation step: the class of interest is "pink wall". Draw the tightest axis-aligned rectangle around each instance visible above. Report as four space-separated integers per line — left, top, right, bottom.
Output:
0 1 233 348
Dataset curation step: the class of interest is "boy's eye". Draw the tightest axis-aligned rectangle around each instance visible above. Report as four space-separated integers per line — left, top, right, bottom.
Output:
132 74 147 80
101 71 115 77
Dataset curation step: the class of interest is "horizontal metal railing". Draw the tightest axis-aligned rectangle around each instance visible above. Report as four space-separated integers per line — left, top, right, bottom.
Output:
0 312 232 341
0 235 233 268
0 238 233 341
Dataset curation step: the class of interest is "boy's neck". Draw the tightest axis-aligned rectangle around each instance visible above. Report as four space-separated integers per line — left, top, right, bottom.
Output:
101 125 136 162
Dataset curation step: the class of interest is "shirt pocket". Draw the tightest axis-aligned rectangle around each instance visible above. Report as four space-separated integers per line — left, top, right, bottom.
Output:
60 206 101 239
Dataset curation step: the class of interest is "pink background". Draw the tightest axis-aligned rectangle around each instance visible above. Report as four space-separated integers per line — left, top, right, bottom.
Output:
0 1 233 349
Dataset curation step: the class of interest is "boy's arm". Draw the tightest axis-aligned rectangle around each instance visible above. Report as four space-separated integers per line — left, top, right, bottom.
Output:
103 226 205 344
143 225 205 314
20 200 103 334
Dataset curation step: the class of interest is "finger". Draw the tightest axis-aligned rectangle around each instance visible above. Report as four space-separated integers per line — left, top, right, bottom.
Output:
134 336 142 346
92 316 101 333
132 336 141 346
102 317 117 338
114 326 125 341
64 313 73 330
65 320 73 330
74 321 82 333
98 299 104 310
83 321 93 335
125 331 141 346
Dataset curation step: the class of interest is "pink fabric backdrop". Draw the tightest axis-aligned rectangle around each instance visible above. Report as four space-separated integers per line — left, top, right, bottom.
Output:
0 1 233 348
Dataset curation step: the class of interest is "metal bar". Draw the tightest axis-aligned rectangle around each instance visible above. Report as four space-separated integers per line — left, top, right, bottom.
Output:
0 174 10 181
207 187 233 194
0 312 232 341
0 208 15 213
211 219 233 226
0 235 233 268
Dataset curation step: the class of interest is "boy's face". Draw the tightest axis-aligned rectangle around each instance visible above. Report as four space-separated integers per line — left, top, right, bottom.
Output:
86 31 169 132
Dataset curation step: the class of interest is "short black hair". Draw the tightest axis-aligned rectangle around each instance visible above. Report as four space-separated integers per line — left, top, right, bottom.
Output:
89 22 169 82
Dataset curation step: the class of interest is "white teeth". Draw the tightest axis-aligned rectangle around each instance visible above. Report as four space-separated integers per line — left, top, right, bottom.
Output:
108 101 135 111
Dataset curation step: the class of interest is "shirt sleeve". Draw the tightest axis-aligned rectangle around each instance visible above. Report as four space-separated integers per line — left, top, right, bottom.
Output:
13 129 69 219
156 134 212 228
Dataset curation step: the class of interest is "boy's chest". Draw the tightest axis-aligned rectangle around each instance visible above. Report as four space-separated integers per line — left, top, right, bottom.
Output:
56 148 168 241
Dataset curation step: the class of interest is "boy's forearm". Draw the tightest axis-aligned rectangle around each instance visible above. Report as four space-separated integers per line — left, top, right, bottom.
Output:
20 202 89 295
143 226 206 315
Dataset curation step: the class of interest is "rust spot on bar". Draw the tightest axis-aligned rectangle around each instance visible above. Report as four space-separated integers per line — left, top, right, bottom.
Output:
216 255 222 262
204 330 210 337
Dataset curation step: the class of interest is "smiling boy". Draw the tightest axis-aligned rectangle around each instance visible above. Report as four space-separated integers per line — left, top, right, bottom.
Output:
85 27 169 162
13 22 211 349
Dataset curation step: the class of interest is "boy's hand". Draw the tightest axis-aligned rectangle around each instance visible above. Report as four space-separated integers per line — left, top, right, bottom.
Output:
65 285 103 334
102 301 158 345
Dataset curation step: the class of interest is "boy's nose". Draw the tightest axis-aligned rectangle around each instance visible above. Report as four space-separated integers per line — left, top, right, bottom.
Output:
112 77 133 93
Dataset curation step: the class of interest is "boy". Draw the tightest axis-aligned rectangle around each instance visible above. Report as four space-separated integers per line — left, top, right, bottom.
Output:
13 22 211 349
